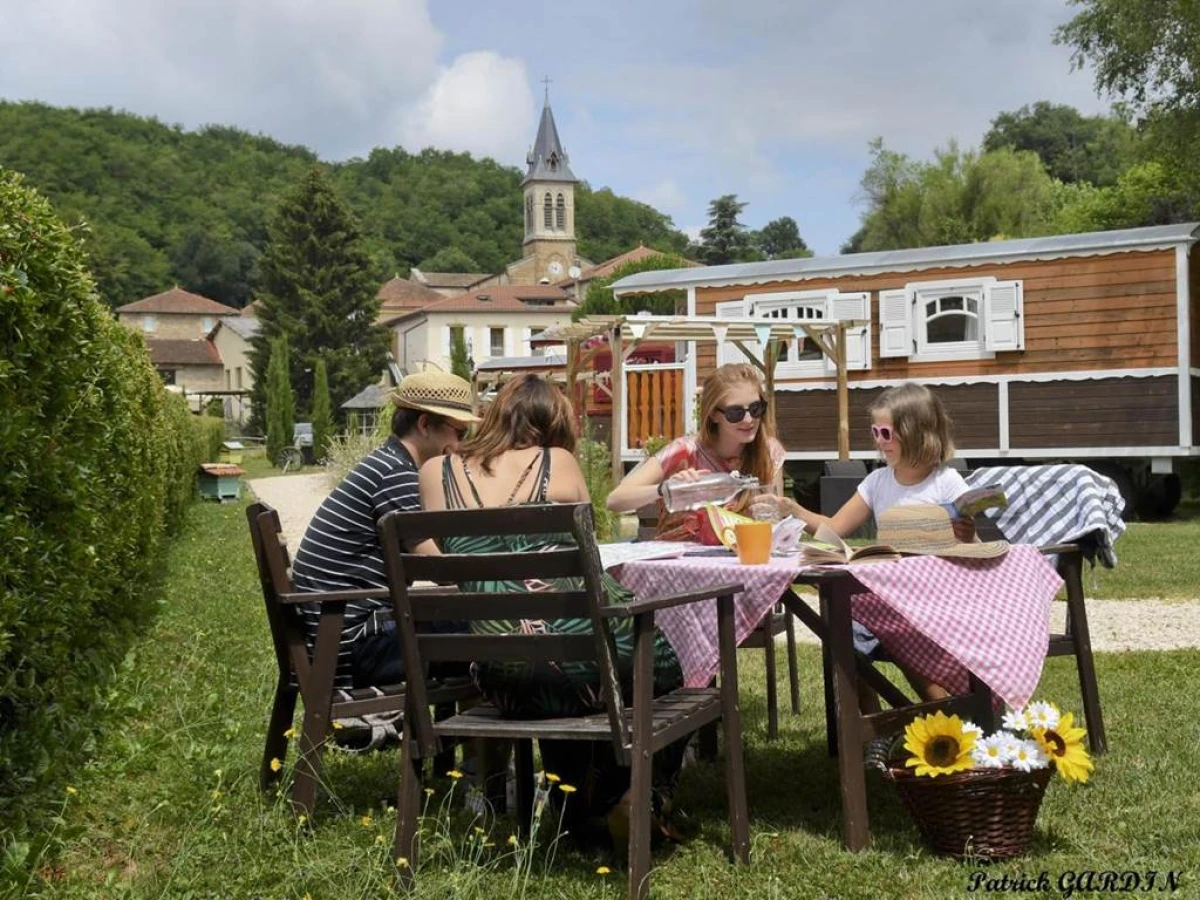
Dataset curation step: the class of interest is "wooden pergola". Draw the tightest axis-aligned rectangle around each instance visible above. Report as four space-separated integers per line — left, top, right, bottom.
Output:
534 314 867 483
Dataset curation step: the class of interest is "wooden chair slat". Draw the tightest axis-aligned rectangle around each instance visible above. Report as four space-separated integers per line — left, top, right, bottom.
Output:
397 549 582 582
405 590 591 621
417 633 597 663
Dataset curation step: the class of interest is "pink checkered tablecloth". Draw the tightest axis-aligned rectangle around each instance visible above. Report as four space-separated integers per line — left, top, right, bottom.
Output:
614 545 1062 709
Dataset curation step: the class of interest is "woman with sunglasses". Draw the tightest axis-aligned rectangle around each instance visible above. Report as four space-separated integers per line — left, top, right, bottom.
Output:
607 362 785 542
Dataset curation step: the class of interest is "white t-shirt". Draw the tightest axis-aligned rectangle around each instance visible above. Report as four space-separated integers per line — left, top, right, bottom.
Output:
856 464 968 523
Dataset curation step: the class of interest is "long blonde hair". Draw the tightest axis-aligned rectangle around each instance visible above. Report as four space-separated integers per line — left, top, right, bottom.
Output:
868 382 955 470
696 363 776 490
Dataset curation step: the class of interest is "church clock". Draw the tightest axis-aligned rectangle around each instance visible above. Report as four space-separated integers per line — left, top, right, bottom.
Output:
547 258 564 277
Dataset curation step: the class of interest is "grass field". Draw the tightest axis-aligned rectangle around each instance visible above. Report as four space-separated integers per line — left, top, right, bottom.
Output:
5 497 1198 899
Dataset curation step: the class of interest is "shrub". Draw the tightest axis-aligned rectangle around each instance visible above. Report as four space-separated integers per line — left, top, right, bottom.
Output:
577 428 618 542
0 168 209 834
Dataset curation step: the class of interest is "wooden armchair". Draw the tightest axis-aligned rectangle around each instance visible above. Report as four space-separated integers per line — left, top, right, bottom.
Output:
246 502 475 816
377 502 749 900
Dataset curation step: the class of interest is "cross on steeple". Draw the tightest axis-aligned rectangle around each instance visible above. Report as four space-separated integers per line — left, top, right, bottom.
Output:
541 76 552 102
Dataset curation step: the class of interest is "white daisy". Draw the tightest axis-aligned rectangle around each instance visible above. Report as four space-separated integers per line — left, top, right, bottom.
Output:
971 732 1014 769
1025 701 1061 730
1002 708 1029 732
1010 740 1050 772
962 721 984 739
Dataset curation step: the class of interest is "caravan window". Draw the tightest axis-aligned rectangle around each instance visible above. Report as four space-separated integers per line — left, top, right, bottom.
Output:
750 291 831 375
879 277 1024 361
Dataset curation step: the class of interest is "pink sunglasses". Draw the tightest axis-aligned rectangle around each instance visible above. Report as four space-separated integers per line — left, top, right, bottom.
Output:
870 424 896 443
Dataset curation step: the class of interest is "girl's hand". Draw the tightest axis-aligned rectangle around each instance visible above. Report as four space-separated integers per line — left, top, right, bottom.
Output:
952 516 976 543
748 492 793 521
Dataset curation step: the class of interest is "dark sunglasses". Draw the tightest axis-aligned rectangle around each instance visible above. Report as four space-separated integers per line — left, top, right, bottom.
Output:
870 424 896 443
718 400 768 424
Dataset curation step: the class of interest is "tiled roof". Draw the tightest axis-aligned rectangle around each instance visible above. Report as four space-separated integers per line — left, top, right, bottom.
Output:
241 299 263 317
556 245 700 288
215 315 260 340
342 382 390 410
376 276 444 312
117 287 239 315
380 284 573 326
146 338 223 367
410 269 491 289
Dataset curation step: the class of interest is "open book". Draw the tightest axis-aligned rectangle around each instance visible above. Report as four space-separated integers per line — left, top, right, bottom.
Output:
798 522 902 566
940 483 1008 520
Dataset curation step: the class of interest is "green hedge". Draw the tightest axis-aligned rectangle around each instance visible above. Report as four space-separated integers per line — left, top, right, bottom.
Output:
0 169 214 831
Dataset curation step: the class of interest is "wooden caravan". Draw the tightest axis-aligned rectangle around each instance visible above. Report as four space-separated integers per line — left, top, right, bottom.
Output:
610 223 1200 518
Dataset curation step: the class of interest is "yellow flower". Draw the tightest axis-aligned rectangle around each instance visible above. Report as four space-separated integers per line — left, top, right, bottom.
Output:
269 758 283 772
332 721 345 730
395 857 410 869
303 893 313 900
558 784 577 794
597 866 612 875
1032 712 1094 784
375 834 386 845
447 769 464 780
297 814 308 827
65 786 78 795
283 727 297 739
903 711 976 778
424 788 435 797
361 814 373 827
507 834 518 846
473 826 485 836
544 773 561 783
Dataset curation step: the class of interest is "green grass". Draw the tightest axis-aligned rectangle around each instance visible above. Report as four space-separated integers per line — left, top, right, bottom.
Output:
1084 500 1200 600
5 499 1199 899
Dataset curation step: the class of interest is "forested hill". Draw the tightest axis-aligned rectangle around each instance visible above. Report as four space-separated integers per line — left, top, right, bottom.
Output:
0 101 688 308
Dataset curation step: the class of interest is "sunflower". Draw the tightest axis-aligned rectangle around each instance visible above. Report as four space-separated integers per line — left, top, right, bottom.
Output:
903 711 977 777
1032 712 1094 783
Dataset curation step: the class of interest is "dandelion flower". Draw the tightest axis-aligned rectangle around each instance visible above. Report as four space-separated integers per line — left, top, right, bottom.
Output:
1010 740 1049 772
396 857 410 869
545 773 561 783
424 788 435 797
1032 712 1094 783
65 786 78 795
597 866 612 875
270 758 282 772
361 814 373 827
297 814 308 827
1026 701 1061 730
559 784 577 794
473 826 485 835
507 834 518 846
903 711 976 777
375 834 386 845
1001 708 1028 732
332 721 345 730
303 893 313 900
447 769 464 780
971 732 1014 769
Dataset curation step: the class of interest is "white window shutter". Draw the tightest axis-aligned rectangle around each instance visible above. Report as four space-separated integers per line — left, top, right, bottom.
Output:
828 291 871 371
714 299 752 365
878 288 912 358
984 280 1024 352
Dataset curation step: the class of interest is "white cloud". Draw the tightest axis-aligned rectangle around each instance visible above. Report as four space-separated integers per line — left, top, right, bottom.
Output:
399 52 534 163
636 179 687 215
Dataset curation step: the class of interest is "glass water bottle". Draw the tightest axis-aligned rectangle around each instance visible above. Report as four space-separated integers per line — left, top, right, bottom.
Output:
660 471 760 513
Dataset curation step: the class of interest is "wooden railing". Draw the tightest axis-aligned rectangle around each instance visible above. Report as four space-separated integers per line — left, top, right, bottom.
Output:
625 364 686 450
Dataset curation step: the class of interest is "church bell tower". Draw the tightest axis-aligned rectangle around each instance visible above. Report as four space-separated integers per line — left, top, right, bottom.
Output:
521 87 578 283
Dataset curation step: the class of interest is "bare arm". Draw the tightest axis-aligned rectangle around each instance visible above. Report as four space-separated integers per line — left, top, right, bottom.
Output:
606 456 665 513
752 490 872 538
410 458 445 555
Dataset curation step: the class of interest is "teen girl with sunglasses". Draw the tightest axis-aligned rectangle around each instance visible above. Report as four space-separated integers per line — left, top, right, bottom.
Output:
608 363 785 542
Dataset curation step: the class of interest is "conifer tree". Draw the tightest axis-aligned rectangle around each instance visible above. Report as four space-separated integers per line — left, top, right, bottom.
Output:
450 328 473 381
311 357 332 462
249 166 388 427
265 336 295 466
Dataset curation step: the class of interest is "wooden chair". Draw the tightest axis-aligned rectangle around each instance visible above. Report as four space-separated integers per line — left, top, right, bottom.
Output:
634 501 800 738
246 502 475 816
975 514 1107 753
377 502 750 900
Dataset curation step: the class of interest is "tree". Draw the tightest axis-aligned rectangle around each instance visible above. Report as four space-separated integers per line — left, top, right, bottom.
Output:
573 252 691 321
983 101 1136 187
265 336 295 466
696 194 757 264
417 245 481 273
248 166 390 426
1053 161 1197 232
850 139 1057 251
311 357 332 462
449 328 472 381
754 216 812 259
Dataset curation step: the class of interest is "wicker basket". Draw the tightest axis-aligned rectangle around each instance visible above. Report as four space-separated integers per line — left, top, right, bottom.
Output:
885 763 1053 859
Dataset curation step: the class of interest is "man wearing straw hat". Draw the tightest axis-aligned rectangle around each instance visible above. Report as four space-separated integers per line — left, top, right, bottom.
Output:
291 370 480 688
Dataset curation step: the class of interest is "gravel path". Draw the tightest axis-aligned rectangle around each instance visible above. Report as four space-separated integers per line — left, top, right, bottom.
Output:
248 474 1200 653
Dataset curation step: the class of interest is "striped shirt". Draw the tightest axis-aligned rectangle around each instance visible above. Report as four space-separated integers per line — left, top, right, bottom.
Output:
291 436 418 685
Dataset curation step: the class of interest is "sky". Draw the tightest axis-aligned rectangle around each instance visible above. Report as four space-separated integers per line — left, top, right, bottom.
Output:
0 0 1112 256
